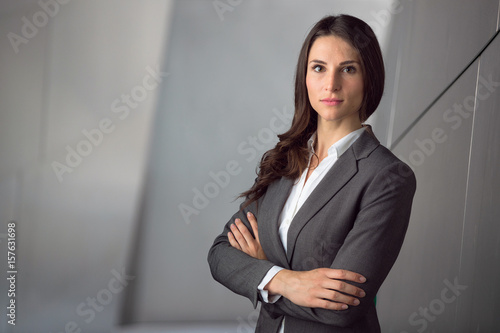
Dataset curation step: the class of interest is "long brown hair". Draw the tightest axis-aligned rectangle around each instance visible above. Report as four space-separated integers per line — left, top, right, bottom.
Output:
240 14 385 208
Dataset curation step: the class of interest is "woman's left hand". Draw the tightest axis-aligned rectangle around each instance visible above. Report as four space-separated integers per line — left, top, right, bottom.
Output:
228 212 267 260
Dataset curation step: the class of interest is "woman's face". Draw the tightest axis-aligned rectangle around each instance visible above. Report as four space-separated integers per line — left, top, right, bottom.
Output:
306 35 364 127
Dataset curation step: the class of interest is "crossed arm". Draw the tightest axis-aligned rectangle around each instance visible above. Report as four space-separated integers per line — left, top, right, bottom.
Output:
209 161 416 326
228 211 366 311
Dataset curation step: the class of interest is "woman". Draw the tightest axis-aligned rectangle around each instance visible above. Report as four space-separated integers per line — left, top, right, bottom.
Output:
208 14 416 332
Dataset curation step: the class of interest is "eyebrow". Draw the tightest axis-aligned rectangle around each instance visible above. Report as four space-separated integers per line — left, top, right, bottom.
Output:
309 59 360 66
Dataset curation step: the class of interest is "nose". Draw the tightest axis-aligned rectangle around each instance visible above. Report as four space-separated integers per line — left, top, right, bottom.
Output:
325 71 341 92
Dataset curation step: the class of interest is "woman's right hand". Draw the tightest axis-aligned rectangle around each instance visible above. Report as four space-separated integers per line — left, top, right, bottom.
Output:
265 268 366 310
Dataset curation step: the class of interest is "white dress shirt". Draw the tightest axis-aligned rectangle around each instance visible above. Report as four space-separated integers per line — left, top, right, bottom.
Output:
256 127 365 332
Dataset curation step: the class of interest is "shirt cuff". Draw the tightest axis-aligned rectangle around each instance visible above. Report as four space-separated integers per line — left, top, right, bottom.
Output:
257 265 284 303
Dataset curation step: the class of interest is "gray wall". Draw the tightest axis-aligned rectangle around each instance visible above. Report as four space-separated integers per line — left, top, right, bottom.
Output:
0 1 173 332
0 0 499 332
386 0 499 146
377 1 500 332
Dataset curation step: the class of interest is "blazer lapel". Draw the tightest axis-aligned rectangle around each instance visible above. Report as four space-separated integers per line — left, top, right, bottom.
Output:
285 129 380 263
258 176 293 269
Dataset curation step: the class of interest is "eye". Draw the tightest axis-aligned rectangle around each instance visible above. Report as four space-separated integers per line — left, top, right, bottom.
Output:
342 66 357 74
312 64 325 73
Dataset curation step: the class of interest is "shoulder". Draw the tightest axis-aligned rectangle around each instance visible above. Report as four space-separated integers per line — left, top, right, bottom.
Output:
355 132 416 191
368 144 407 168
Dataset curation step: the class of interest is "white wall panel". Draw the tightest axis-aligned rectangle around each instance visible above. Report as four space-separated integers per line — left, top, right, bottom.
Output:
498 0 500 31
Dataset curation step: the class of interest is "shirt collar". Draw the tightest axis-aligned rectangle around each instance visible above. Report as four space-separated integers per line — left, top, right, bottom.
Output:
307 126 366 159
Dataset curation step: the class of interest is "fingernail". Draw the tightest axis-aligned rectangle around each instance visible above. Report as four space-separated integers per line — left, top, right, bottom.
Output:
359 276 366 283
359 291 366 297
341 304 348 310
353 299 360 305
247 212 252 217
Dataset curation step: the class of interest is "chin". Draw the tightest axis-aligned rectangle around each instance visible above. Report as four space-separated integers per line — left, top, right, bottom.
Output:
316 109 361 124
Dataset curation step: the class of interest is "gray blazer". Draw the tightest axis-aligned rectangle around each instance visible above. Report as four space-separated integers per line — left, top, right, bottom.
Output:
208 128 416 332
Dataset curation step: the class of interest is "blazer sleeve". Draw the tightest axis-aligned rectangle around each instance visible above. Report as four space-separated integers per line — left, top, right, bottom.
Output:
207 197 276 308
263 160 417 327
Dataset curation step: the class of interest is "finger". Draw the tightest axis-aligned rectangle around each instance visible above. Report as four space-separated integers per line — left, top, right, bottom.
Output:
323 268 367 284
247 212 260 243
321 288 361 306
316 299 350 311
227 232 242 250
322 278 366 298
230 222 248 249
308 281 361 307
235 219 256 246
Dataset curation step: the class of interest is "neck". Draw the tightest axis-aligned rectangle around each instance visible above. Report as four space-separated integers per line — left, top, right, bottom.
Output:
314 117 362 158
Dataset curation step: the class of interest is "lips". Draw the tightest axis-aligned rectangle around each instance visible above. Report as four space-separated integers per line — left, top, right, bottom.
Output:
321 98 343 106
